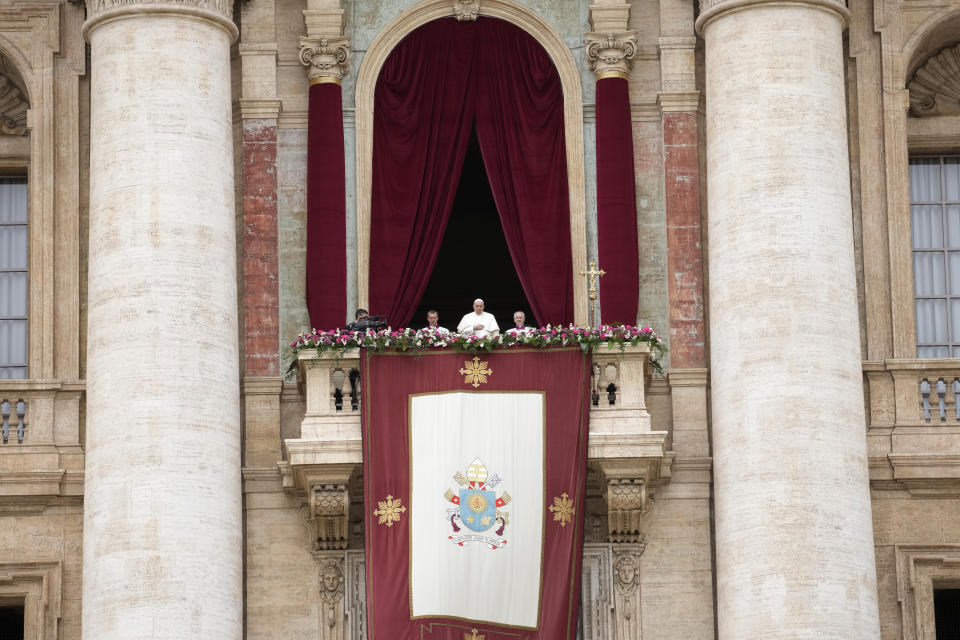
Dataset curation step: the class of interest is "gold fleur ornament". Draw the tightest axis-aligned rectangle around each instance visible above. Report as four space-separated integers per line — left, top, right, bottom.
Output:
464 629 485 640
549 492 575 528
372 494 407 527
459 356 492 388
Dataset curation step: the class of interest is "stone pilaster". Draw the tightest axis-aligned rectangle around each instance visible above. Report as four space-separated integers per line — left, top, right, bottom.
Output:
696 0 880 636
81 2 241 639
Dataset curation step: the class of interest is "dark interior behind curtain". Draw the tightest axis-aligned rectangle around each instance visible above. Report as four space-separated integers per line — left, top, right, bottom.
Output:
369 17 573 328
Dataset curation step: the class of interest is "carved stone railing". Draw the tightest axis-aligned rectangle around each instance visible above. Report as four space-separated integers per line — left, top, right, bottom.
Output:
0 380 85 496
863 359 960 495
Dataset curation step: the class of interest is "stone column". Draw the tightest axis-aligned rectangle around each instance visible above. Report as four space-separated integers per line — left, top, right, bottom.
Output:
696 0 880 637
82 2 242 639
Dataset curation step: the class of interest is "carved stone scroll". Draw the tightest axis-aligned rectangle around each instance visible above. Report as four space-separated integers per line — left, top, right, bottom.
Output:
584 31 639 78
300 36 351 83
310 483 350 550
606 477 651 543
909 43 960 117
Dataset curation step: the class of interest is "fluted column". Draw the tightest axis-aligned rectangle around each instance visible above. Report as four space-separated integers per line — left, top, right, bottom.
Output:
82 2 241 638
696 0 880 637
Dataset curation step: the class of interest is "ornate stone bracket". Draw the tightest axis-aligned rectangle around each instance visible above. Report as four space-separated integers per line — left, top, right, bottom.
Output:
595 458 659 544
296 463 357 551
584 31 638 79
909 43 960 117
300 36 351 84
453 0 479 21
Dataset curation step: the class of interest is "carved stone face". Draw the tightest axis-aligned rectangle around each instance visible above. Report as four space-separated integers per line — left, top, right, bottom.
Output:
617 561 635 586
322 571 341 593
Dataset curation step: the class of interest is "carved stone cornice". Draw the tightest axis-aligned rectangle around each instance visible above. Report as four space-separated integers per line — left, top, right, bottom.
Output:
300 36 351 85
909 43 960 117
453 0 479 21
85 0 234 21
584 31 638 80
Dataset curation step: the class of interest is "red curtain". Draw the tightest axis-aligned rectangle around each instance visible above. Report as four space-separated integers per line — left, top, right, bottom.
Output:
369 18 573 328
595 76 640 324
306 82 348 329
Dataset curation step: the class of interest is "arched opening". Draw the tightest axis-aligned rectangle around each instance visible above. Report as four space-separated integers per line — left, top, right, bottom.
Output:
410 129 533 330
367 16 571 329
354 0 588 325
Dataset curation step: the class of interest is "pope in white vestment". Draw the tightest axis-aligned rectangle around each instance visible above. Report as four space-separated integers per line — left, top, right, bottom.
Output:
457 298 499 337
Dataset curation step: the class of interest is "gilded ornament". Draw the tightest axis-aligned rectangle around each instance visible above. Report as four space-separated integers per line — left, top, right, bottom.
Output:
549 492 575 528
372 494 407 527
459 356 492 388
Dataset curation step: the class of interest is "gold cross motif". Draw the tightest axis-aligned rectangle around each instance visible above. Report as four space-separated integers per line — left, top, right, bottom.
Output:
549 492 575 528
579 260 606 327
459 356 492 388
372 494 407 527
464 629 485 640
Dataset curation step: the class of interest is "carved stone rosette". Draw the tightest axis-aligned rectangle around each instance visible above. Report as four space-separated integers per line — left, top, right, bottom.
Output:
300 36 351 84
606 478 651 543
453 0 480 21
584 31 638 79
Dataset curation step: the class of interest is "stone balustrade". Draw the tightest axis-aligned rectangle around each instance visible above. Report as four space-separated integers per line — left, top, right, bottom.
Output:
0 380 85 496
864 359 960 495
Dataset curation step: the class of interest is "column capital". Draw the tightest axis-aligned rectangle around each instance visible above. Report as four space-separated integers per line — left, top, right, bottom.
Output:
83 0 237 40
300 35 350 85
584 31 638 80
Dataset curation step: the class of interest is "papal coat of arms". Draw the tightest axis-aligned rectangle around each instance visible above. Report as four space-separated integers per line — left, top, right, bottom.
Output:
443 458 511 549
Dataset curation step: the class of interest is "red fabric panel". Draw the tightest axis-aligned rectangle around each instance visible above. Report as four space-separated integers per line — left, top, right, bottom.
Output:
362 348 590 639
474 20 573 326
595 76 640 325
369 20 478 328
306 82 348 329
369 18 574 328
664 112 705 367
242 121 279 375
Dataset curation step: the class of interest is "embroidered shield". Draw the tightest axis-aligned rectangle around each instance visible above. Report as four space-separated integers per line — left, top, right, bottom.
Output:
459 488 497 532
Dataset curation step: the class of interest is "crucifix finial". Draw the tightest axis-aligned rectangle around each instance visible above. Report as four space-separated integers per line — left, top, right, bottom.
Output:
579 260 606 328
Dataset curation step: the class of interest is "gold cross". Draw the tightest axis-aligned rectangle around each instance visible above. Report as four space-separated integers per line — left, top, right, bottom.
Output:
579 260 606 327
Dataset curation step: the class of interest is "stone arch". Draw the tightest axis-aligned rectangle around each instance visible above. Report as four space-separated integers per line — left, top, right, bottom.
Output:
903 8 960 85
354 0 588 324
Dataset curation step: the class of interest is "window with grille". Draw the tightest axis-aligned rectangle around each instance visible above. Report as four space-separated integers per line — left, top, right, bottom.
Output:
911 156 960 357
0 178 27 378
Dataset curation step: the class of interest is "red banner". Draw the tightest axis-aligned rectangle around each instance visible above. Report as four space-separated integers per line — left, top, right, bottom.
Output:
362 348 590 640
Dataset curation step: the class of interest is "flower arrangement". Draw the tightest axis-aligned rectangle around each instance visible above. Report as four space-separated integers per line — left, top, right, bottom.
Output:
287 324 666 376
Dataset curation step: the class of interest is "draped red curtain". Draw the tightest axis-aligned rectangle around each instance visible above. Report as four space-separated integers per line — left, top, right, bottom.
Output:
306 82 348 329
369 18 573 328
595 76 639 325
